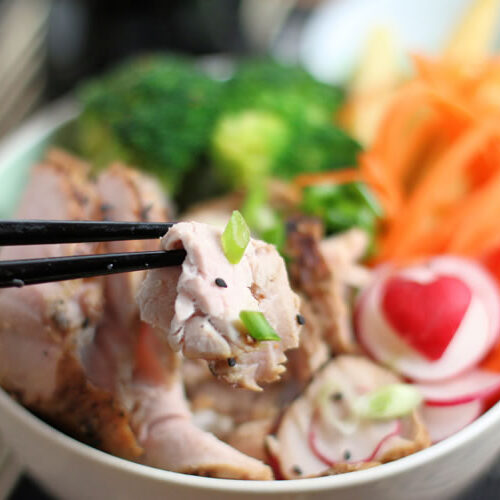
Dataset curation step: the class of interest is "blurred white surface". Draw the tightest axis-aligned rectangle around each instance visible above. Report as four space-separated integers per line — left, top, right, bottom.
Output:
299 0 493 83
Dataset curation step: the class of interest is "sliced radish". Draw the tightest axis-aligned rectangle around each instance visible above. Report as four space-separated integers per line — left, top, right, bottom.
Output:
421 400 482 443
429 257 500 352
355 257 500 382
308 411 401 465
415 369 500 406
266 397 330 479
382 275 471 361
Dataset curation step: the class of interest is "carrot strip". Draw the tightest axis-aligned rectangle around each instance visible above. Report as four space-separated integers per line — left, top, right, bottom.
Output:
360 153 403 219
378 121 498 260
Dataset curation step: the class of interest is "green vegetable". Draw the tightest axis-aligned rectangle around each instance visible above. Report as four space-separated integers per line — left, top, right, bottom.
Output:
212 60 361 189
76 55 222 193
239 311 281 341
241 186 285 250
221 210 250 264
301 181 382 238
352 384 423 420
212 110 289 188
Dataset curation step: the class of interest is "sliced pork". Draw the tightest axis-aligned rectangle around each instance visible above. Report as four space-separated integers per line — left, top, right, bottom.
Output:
286 218 369 356
97 163 173 326
138 221 302 390
287 297 329 383
103 323 273 480
0 151 141 460
267 356 430 479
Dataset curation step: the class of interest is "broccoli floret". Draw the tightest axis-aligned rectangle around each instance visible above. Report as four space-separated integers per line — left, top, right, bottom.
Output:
211 110 289 188
211 59 361 187
76 55 222 193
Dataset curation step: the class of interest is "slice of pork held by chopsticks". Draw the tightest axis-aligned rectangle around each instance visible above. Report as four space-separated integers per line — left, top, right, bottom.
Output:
266 356 430 480
137 221 302 391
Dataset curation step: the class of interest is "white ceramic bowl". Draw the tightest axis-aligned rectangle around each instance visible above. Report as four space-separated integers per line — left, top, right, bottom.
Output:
1 103 500 500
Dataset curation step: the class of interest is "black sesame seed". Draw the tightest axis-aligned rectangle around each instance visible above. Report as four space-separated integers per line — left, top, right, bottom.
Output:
331 392 343 401
292 465 302 475
215 278 228 288
343 450 351 461
11 279 24 288
82 317 90 329
296 314 306 326
227 357 236 367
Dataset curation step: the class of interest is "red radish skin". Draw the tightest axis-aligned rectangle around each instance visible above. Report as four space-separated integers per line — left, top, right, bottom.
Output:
421 400 482 443
355 257 500 382
307 411 402 466
415 369 500 406
382 276 471 361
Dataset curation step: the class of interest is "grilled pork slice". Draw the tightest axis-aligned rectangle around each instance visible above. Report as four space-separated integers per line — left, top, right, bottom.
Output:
267 356 430 479
286 218 369 357
183 358 300 463
97 164 173 327
138 221 302 390
94 322 272 480
287 297 329 384
0 152 141 459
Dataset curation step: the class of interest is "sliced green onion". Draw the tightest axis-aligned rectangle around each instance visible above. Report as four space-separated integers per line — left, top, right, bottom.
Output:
352 384 422 420
239 311 281 341
221 210 250 264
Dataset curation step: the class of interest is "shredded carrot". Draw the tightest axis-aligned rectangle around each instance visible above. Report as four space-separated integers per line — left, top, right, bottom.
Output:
349 50 500 264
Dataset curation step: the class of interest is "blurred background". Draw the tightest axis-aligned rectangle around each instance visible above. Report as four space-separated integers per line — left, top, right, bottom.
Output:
0 0 489 137
0 0 324 137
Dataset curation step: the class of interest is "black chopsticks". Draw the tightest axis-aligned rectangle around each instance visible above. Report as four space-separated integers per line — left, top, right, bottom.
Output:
0 220 174 245
0 250 186 288
0 220 184 288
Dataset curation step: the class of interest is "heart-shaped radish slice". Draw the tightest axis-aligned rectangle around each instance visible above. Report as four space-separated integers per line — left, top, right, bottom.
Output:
355 257 500 382
420 400 482 443
308 411 401 465
415 369 500 406
382 276 471 361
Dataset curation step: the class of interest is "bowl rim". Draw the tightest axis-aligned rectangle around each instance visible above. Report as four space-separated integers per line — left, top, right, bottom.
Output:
1 99 500 493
